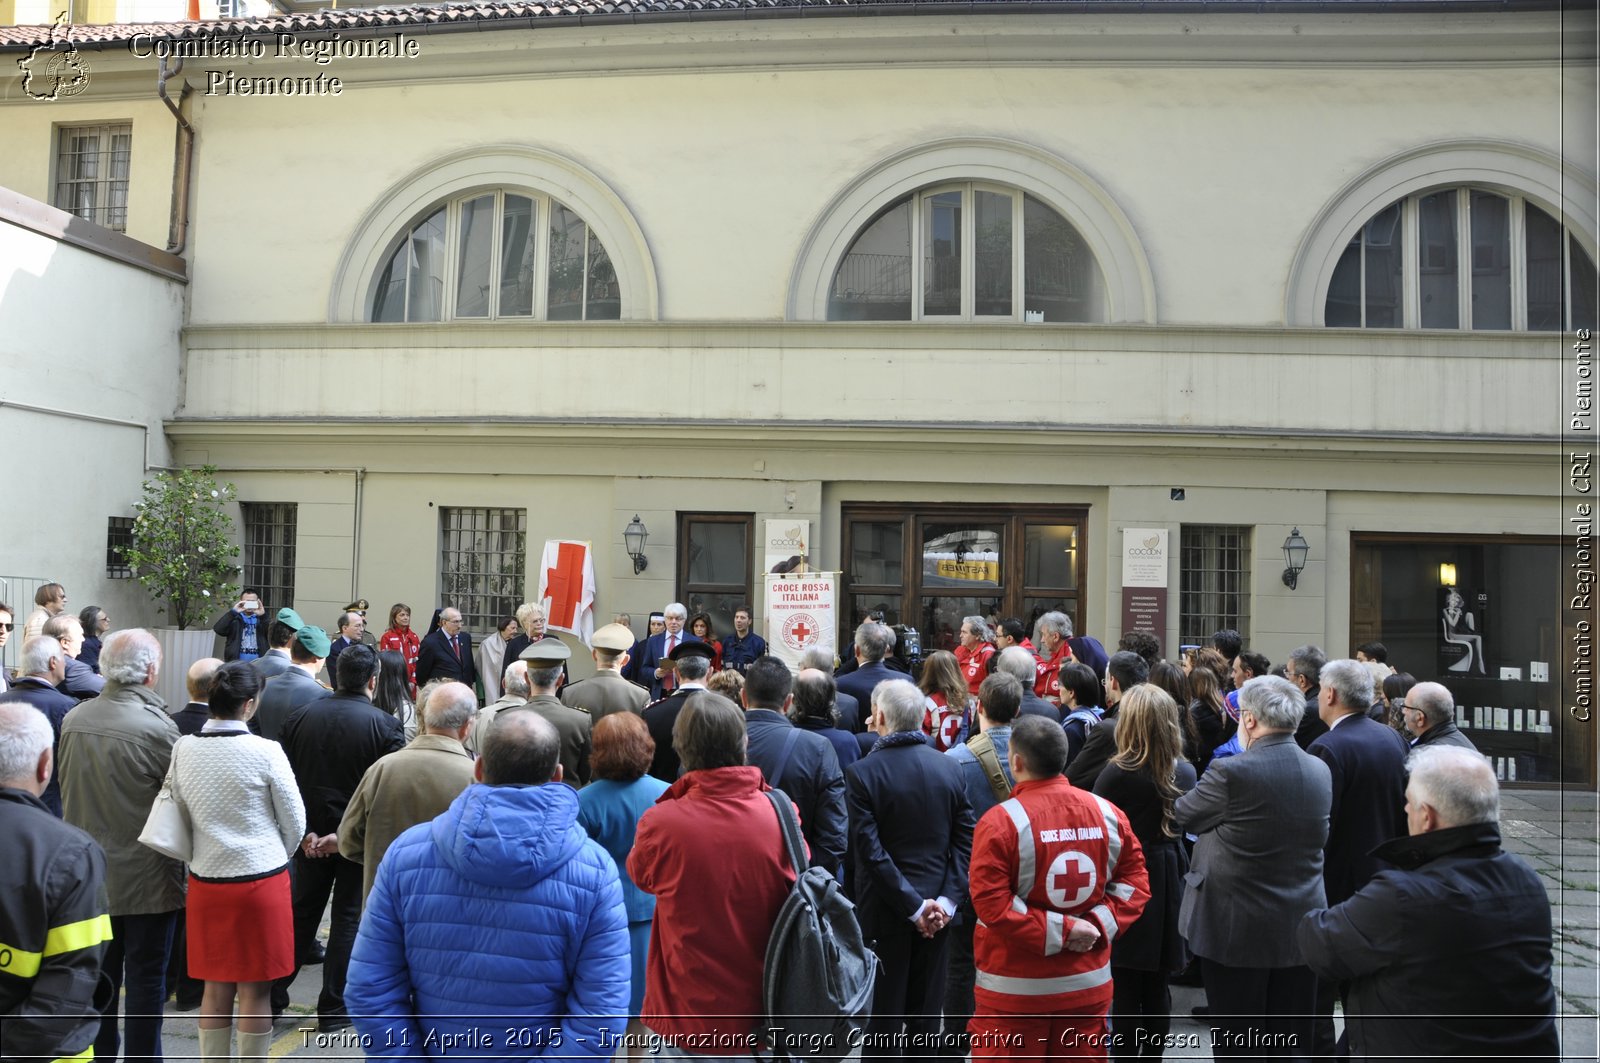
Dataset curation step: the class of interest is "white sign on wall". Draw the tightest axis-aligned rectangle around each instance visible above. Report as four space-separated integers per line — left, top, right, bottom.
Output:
1121 528 1170 588
764 572 836 671
764 519 811 575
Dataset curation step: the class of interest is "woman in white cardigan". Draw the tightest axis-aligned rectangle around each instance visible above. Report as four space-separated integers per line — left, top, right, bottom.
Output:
170 661 305 1062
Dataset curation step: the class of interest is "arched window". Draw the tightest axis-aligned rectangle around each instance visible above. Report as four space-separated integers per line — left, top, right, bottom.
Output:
369 189 620 322
1325 187 1596 331
826 183 1106 323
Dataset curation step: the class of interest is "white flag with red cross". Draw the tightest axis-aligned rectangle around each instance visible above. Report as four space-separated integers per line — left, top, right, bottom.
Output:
538 539 596 646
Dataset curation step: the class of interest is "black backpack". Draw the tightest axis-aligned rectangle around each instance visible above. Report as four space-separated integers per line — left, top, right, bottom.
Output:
761 791 878 1063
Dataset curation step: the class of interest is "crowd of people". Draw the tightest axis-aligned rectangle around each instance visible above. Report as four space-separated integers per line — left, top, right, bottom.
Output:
0 583 1562 1063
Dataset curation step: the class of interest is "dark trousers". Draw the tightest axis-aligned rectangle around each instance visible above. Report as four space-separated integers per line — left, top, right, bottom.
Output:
941 916 977 1063
865 917 952 1058
1310 977 1349 1061
1200 957 1316 1060
1109 967 1171 1058
276 851 362 1025
96 910 179 1063
165 915 204 1007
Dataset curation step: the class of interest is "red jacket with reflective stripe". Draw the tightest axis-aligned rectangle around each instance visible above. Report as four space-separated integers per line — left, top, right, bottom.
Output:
970 775 1149 1015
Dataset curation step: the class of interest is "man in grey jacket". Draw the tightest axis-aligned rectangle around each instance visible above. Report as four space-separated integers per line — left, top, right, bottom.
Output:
1174 674 1332 1060
58 629 183 1063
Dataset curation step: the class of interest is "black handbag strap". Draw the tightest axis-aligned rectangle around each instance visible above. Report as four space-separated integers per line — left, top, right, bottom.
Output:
769 727 803 790
766 789 807 876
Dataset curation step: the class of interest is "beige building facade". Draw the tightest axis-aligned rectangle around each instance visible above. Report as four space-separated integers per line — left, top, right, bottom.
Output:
0 1 1594 785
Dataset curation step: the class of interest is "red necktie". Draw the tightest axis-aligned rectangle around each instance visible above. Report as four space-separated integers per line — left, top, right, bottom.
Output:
663 634 677 692
451 636 462 662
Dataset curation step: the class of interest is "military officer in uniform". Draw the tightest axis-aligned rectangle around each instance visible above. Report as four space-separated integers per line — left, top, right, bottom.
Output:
641 640 715 782
560 623 649 723
518 640 593 788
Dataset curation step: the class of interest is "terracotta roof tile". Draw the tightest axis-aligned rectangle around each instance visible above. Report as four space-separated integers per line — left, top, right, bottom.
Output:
0 0 1545 50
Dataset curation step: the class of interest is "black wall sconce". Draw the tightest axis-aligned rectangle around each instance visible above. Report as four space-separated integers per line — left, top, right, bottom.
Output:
1281 527 1309 589
624 515 649 574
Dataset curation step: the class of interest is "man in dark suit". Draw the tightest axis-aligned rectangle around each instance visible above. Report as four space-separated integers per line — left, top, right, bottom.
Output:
641 640 714 781
633 603 688 700
326 611 365 680
741 657 846 874
251 626 331 742
1065 650 1148 789
1286 644 1331 750
279 643 405 1032
1175 674 1332 1060
249 608 302 683
1306 657 1410 1058
835 622 900 733
414 607 476 690
0 634 77 815
845 677 974 1057
173 658 223 737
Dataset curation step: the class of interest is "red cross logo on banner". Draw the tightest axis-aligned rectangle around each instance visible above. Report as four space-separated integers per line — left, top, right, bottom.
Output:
781 612 820 652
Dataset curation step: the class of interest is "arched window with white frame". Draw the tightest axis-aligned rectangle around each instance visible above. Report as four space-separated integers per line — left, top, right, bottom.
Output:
826 183 1107 323
1325 186 1596 331
368 188 620 323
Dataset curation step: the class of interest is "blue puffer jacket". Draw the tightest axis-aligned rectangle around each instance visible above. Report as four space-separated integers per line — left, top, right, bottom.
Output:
346 782 630 1060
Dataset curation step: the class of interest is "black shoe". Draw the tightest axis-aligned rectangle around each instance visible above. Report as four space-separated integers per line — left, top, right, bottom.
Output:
1191 1005 1210 1018
317 1016 352 1034
303 941 327 965
174 992 205 1012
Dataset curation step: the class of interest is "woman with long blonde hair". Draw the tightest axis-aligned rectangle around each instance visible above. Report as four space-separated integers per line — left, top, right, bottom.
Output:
1093 683 1196 1060
917 649 971 751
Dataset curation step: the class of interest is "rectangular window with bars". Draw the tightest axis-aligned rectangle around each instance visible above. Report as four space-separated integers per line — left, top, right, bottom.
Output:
440 507 526 633
1179 525 1252 649
242 502 297 610
54 123 132 232
106 516 134 579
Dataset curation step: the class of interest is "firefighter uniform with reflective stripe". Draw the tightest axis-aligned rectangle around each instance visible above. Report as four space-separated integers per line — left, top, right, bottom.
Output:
969 775 1148 1028
0 786 112 1063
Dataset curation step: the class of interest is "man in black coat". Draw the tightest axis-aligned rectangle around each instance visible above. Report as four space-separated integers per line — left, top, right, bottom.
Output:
845 677 974 1057
251 627 331 742
1286 644 1331 750
1298 745 1559 1063
1401 681 1479 752
740 657 846 874
279 643 405 1031
835 622 900 733
1306 657 1410 1058
249 608 303 683
414 607 477 690
641 640 715 782
211 589 269 663
0 635 78 815
1065 650 1148 789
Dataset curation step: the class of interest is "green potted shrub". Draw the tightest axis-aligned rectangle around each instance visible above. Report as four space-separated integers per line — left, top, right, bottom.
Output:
124 465 241 707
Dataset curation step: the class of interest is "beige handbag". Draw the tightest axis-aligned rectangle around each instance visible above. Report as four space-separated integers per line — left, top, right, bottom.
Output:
138 737 193 862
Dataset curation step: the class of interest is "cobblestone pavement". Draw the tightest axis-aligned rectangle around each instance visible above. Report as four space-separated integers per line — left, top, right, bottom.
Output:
147 788 1598 1061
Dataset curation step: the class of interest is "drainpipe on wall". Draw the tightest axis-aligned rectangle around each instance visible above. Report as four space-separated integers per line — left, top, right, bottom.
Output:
351 468 366 601
156 56 194 256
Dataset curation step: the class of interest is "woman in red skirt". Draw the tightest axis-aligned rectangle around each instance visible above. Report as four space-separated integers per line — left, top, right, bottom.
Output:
169 661 306 1062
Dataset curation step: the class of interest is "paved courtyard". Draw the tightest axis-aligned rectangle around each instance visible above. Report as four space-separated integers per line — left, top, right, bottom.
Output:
149 788 1598 1061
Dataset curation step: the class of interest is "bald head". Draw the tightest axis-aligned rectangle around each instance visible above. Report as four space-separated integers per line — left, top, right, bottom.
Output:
479 710 561 785
187 657 224 703
1405 681 1455 732
423 682 478 732
501 660 531 700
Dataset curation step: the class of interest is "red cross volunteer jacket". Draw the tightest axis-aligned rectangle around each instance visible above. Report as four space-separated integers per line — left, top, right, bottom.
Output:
969 775 1149 1014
